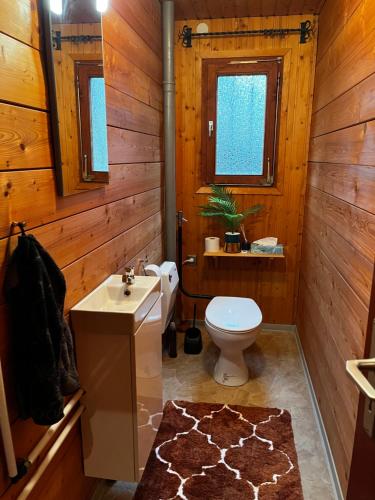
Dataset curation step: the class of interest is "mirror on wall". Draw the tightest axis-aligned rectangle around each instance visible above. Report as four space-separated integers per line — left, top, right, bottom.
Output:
43 0 109 196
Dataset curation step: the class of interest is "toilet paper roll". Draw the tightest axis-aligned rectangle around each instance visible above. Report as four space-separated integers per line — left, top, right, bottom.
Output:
144 264 161 277
205 237 220 252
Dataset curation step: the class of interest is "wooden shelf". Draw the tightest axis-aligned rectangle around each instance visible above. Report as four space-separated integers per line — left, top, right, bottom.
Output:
203 248 285 259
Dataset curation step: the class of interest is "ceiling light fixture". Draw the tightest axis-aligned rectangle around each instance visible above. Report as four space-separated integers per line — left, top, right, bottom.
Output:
96 0 109 13
50 0 62 15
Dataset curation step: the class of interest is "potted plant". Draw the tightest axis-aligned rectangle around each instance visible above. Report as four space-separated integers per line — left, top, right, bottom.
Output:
199 185 263 253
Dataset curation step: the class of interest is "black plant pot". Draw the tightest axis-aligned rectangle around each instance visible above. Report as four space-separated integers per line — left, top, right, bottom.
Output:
223 232 241 253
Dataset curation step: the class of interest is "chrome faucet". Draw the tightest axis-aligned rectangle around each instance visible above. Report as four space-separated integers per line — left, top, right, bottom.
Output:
122 266 135 295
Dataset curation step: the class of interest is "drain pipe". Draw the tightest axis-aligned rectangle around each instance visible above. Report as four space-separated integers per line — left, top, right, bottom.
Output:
162 0 176 262
162 4 212 302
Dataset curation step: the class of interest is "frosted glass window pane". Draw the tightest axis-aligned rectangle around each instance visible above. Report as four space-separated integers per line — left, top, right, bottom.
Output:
90 77 109 172
215 74 267 176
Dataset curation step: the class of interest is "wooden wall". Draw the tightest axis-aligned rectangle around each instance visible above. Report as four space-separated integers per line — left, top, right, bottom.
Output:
174 0 325 19
175 16 317 323
0 0 163 498
297 0 375 494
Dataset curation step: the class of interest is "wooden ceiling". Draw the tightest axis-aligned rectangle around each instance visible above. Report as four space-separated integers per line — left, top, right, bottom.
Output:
174 1 325 20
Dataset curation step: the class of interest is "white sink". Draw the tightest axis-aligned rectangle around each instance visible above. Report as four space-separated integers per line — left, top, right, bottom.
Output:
71 274 161 334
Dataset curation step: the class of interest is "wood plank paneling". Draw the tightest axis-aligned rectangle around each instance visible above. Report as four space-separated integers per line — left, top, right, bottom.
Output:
316 0 362 62
310 121 375 166
108 128 162 164
313 0 375 112
103 6 162 84
104 42 163 111
307 187 375 263
297 281 354 487
0 189 162 300
303 197 373 307
174 0 325 19
297 0 375 494
0 0 163 498
0 33 47 110
308 162 375 215
109 0 162 56
0 103 52 170
311 72 375 137
0 0 40 49
310 121 375 165
0 163 162 238
106 86 162 136
175 16 317 323
301 231 368 362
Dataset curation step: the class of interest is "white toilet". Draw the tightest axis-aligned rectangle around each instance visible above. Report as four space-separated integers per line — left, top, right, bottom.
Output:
205 296 262 386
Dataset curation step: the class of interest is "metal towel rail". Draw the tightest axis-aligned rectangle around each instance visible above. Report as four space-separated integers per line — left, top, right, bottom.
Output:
0 357 84 488
0 358 18 480
17 405 85 500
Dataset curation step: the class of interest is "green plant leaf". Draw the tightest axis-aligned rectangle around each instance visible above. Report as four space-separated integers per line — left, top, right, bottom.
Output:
198 185 263 232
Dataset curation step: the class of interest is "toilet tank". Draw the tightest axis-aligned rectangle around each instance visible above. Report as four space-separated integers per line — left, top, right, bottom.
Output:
145 261 179 332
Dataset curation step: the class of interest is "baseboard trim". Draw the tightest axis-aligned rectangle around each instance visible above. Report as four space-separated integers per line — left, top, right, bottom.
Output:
294 325 344 500
261 323 296 332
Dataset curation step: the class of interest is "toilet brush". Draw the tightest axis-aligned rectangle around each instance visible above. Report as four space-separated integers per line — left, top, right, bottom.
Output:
184 304 203 354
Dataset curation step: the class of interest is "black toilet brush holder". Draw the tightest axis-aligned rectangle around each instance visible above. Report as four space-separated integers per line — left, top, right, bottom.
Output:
184 304 202 355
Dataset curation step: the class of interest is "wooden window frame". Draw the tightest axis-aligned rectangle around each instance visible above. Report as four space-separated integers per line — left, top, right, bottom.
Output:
75 61 108 183
202 57 282 187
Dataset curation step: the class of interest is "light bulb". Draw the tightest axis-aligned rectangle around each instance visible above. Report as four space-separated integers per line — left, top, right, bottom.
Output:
50 0 62 15
96 0 109 13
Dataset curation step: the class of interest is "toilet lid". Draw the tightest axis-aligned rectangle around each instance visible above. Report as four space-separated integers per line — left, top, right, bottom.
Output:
205 296 262 334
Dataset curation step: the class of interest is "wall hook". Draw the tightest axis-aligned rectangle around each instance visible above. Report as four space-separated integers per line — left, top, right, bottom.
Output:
11 221 27 236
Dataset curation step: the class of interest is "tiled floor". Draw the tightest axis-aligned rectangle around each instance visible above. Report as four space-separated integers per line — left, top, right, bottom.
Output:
93 327 336 500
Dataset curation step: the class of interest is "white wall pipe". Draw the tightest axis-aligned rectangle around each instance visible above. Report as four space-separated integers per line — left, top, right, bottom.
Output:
17 406 84 500
0 358 18 479
162 0 177 262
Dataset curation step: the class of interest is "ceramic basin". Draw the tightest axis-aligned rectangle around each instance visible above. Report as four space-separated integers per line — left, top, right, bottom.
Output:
71 275 161 335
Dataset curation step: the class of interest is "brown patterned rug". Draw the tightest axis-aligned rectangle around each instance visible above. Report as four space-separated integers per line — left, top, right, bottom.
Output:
134 400 303 500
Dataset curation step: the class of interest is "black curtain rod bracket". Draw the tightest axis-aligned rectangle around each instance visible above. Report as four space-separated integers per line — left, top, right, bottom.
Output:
180 20 313 48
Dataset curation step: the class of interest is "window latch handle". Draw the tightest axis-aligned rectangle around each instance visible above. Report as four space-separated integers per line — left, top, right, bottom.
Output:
266 157 273 184
83 154 88 178
208 120 214 137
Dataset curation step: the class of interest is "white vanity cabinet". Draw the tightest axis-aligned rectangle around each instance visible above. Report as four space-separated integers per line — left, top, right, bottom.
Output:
71 276 163 482
133 296 163 478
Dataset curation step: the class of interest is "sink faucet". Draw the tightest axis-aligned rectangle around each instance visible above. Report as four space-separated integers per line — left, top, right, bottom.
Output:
122 267 135 295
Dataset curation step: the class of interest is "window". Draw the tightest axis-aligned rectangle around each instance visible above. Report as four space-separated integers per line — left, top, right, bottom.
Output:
75 61 109 182
202 57 282 186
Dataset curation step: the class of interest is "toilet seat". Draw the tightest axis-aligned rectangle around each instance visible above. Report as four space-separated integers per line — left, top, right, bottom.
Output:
205 296 262 334
205 318 253 335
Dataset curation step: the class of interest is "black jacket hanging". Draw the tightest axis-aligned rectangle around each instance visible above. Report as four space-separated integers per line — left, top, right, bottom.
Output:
4 234 80 425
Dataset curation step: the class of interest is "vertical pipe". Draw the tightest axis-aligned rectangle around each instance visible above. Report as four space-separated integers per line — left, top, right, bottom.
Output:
162 0 176 262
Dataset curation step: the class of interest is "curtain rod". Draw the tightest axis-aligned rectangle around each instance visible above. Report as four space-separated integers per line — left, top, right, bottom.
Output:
179 20 313 47
52 30 102 50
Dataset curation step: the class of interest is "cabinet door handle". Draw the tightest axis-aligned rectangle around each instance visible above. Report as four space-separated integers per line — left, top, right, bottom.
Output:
346 359 375 400
208 120 214 137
